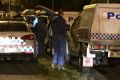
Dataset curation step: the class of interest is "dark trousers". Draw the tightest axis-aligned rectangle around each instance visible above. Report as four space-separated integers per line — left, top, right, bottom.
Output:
52 34 67 66
36 34 46 55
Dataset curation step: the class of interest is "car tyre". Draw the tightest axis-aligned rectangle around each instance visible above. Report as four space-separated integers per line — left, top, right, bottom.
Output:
78 42 83 71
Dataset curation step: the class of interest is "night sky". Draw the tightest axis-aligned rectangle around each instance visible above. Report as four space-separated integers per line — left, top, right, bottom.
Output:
0 0 91 11
33 0 91 11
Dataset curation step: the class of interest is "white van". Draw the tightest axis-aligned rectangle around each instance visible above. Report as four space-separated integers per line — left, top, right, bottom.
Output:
70 4 120 69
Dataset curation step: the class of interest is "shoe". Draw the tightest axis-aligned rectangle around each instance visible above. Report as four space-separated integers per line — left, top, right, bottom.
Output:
51 64 57 69
57 66 66 71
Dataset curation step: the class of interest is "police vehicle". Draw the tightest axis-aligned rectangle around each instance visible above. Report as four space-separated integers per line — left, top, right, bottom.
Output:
0 12 38 63
69 4 120 70
21 6 57 54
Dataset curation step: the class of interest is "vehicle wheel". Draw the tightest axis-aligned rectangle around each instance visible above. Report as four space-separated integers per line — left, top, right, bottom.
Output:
78 55 83 71
78 42 83 71
102 52 108 65
78 43 88 72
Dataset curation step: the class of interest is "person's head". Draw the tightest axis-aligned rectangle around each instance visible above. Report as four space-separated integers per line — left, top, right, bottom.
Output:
58 9 64 17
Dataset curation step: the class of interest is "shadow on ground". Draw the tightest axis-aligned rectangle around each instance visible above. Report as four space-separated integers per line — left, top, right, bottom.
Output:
0 54 84 80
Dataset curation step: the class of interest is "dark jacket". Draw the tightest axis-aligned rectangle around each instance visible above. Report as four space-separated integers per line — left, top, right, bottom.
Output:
34 17 46 37
51 16 70 36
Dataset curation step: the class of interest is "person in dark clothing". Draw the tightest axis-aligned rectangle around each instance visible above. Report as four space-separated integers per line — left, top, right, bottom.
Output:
50 9 70 70
33 16 46 56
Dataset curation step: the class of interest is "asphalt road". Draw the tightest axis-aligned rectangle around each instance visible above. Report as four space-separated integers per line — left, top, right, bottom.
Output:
0 57 120 80
0 56 83 80
0 62 46 80
94 59 120 80
70 56 120 80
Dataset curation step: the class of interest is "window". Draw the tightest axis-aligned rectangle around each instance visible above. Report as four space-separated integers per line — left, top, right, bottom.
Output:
79 8 94 28
71 16 81 29
0 23 28 31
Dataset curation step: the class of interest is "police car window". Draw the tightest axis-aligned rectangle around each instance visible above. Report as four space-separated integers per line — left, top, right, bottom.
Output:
79 8 94 28
0 23 28 31
71 16 81 29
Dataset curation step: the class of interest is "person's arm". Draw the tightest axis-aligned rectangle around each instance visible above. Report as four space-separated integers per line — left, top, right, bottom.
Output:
62 18 70 32
66 24 70 31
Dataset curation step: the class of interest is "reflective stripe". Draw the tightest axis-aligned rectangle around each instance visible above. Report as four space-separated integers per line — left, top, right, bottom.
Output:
0 37 25 45
91 33 120 40
20 46 34 52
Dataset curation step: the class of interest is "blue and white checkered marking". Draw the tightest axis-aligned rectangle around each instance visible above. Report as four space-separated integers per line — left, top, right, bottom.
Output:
21 46 34 52
91 33 120 40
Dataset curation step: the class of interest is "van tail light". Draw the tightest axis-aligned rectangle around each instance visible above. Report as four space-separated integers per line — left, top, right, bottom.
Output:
21 34 34 40
91 45 105 50
23 52 33 54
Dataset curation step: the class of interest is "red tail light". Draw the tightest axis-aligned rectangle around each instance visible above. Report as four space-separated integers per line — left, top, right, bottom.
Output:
23 52 33 54
21 34 34 40
92 45 105 50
